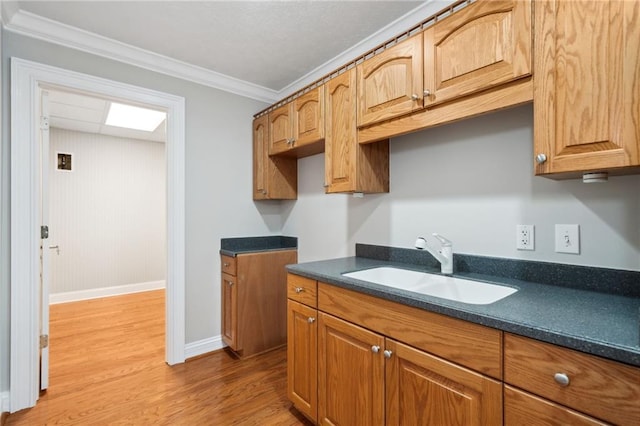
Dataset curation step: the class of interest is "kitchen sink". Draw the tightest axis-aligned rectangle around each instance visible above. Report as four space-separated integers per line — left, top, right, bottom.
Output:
342 266 517 305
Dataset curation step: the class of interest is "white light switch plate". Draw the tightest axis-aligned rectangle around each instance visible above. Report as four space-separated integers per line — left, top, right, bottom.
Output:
555 224 580 254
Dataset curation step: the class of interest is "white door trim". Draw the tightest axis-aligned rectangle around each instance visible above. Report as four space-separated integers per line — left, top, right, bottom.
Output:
10 57 186 412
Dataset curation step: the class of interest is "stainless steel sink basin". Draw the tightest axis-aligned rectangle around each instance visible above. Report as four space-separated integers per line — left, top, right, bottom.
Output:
342 266 517 305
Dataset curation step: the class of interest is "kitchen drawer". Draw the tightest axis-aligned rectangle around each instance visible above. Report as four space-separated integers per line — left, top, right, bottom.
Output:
287 274 317 308
221 254 237 276
505 385 608 426
504 333 640 425
318 282 502 379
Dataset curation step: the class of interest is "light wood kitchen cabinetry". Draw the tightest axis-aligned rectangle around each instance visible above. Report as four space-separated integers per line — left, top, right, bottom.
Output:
504 333 640 425
357 0 533 143
269 86 325 158
252 115 297 200
534 0 640 177
221 250 297 358
287 274 318 422
287 273 503 425
357 33 424 127
423 0 532 107
325 68 389 194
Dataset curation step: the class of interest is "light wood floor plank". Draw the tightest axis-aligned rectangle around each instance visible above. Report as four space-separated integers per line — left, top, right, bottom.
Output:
7 290 311 425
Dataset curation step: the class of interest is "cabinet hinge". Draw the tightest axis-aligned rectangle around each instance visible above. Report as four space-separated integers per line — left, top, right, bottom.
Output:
40 115 50 130
40 334 49 349
41 225 49 239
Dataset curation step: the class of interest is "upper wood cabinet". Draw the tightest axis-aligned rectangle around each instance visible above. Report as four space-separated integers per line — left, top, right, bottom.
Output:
325 68 389 194
253 115 297 200
424 0 532 107
269 86 325 157
534 0 640 177
357 34 424 127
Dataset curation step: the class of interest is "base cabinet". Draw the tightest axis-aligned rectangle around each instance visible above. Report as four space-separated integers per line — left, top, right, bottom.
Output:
221 249 297 358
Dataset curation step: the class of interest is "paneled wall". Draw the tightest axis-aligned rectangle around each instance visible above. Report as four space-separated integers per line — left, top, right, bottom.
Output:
48 128 166 296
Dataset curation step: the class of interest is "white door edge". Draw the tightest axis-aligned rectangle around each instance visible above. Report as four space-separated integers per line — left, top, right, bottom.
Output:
10 57 186 413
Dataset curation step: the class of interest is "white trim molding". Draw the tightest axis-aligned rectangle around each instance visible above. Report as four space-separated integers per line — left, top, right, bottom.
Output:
10 58 186 413
3 3 444 102
4 10 279 104
184 335 226 360
49 280 166 305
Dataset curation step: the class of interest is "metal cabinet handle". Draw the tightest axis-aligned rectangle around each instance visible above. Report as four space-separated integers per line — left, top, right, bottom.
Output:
383 350 393 359
411 94 420 101
423 89 431 97
223 262 230 267
307 317 316 324
227 280 234 286
371 345 380 354
295 287 305 293
554 372 570 387
536 153 547 164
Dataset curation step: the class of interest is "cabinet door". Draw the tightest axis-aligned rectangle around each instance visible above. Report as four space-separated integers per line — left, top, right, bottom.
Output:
269 103 294 155
221 272 239 350
287 300 318 422
357 34 423 127
325 68 390 194
424 0 532 107
253 116 297 200
504 386 608 426
318 312 385 426
294 86 324 147
385 339 502 426
534 0 640 175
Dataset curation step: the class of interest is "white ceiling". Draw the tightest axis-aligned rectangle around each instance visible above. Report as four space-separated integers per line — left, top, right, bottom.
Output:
7 1 426 92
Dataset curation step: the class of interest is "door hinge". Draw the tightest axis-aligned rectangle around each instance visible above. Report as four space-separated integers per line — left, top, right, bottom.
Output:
40 115 50 130
40 334 49 349
41 225 49 239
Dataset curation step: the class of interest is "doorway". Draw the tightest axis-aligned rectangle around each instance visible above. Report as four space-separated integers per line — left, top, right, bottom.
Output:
10 58 186 413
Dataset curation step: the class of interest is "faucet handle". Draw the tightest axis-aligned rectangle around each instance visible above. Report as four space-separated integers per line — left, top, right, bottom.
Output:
432 233 452 247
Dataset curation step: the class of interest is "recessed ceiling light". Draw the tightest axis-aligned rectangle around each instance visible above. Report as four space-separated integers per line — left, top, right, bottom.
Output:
105 102 166 132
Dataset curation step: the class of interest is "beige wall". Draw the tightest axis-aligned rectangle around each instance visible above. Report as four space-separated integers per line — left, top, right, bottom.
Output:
49 128 166 296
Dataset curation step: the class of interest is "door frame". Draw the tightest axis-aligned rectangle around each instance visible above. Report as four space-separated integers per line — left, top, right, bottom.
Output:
10 57 186 412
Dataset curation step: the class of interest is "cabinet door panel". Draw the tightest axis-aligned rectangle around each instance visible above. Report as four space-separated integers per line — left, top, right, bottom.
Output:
269 103 294 155
221 272 239 350
318 312 385 426
358 34 423 127
386 339 502 426
294 87 324 146
424 0 532 107
534 0 640 175
254 115 297 200
253 115 269 199
287 300 318 422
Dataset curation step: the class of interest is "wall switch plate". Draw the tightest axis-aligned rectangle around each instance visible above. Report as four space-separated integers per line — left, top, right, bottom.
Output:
555 224 580 254
516 225 534 250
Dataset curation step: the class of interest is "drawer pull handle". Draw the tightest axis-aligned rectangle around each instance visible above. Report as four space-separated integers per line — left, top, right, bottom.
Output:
223 262 230 267
554 373 570 387
371 345 380 354
383 350 393 359
295 287 305 293
307 317 316 324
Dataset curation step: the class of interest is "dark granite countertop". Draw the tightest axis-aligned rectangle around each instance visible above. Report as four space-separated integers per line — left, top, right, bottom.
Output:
220 236 297 257
287 245 640 367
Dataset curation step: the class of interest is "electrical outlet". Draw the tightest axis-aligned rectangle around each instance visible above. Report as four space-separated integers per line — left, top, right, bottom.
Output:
555 224 580 254
516 225 534 250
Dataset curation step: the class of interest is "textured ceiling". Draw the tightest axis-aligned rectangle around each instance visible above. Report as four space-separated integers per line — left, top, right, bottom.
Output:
12 1 425 91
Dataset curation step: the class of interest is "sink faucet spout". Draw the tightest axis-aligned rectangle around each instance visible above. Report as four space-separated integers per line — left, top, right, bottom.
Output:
415 233 453 275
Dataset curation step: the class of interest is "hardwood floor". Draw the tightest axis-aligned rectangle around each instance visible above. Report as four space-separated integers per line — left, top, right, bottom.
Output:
7 290 312 425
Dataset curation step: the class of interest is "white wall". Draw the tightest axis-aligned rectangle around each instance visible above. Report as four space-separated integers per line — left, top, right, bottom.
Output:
283 104 640 272
1 30 275 393
49 128 166 296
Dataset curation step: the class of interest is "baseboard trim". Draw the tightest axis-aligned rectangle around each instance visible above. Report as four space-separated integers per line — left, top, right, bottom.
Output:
49 280 166 304
185 335 225 360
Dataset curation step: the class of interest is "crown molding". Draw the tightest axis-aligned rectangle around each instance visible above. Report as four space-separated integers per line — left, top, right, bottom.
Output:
278 0 447 97
4 10 280 104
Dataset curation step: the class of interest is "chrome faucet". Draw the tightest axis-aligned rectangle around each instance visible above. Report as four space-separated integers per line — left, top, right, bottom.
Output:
414 233 453 275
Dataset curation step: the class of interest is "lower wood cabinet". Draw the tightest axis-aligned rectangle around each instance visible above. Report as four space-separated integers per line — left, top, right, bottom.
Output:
287 273 502 425
221 249 297 358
